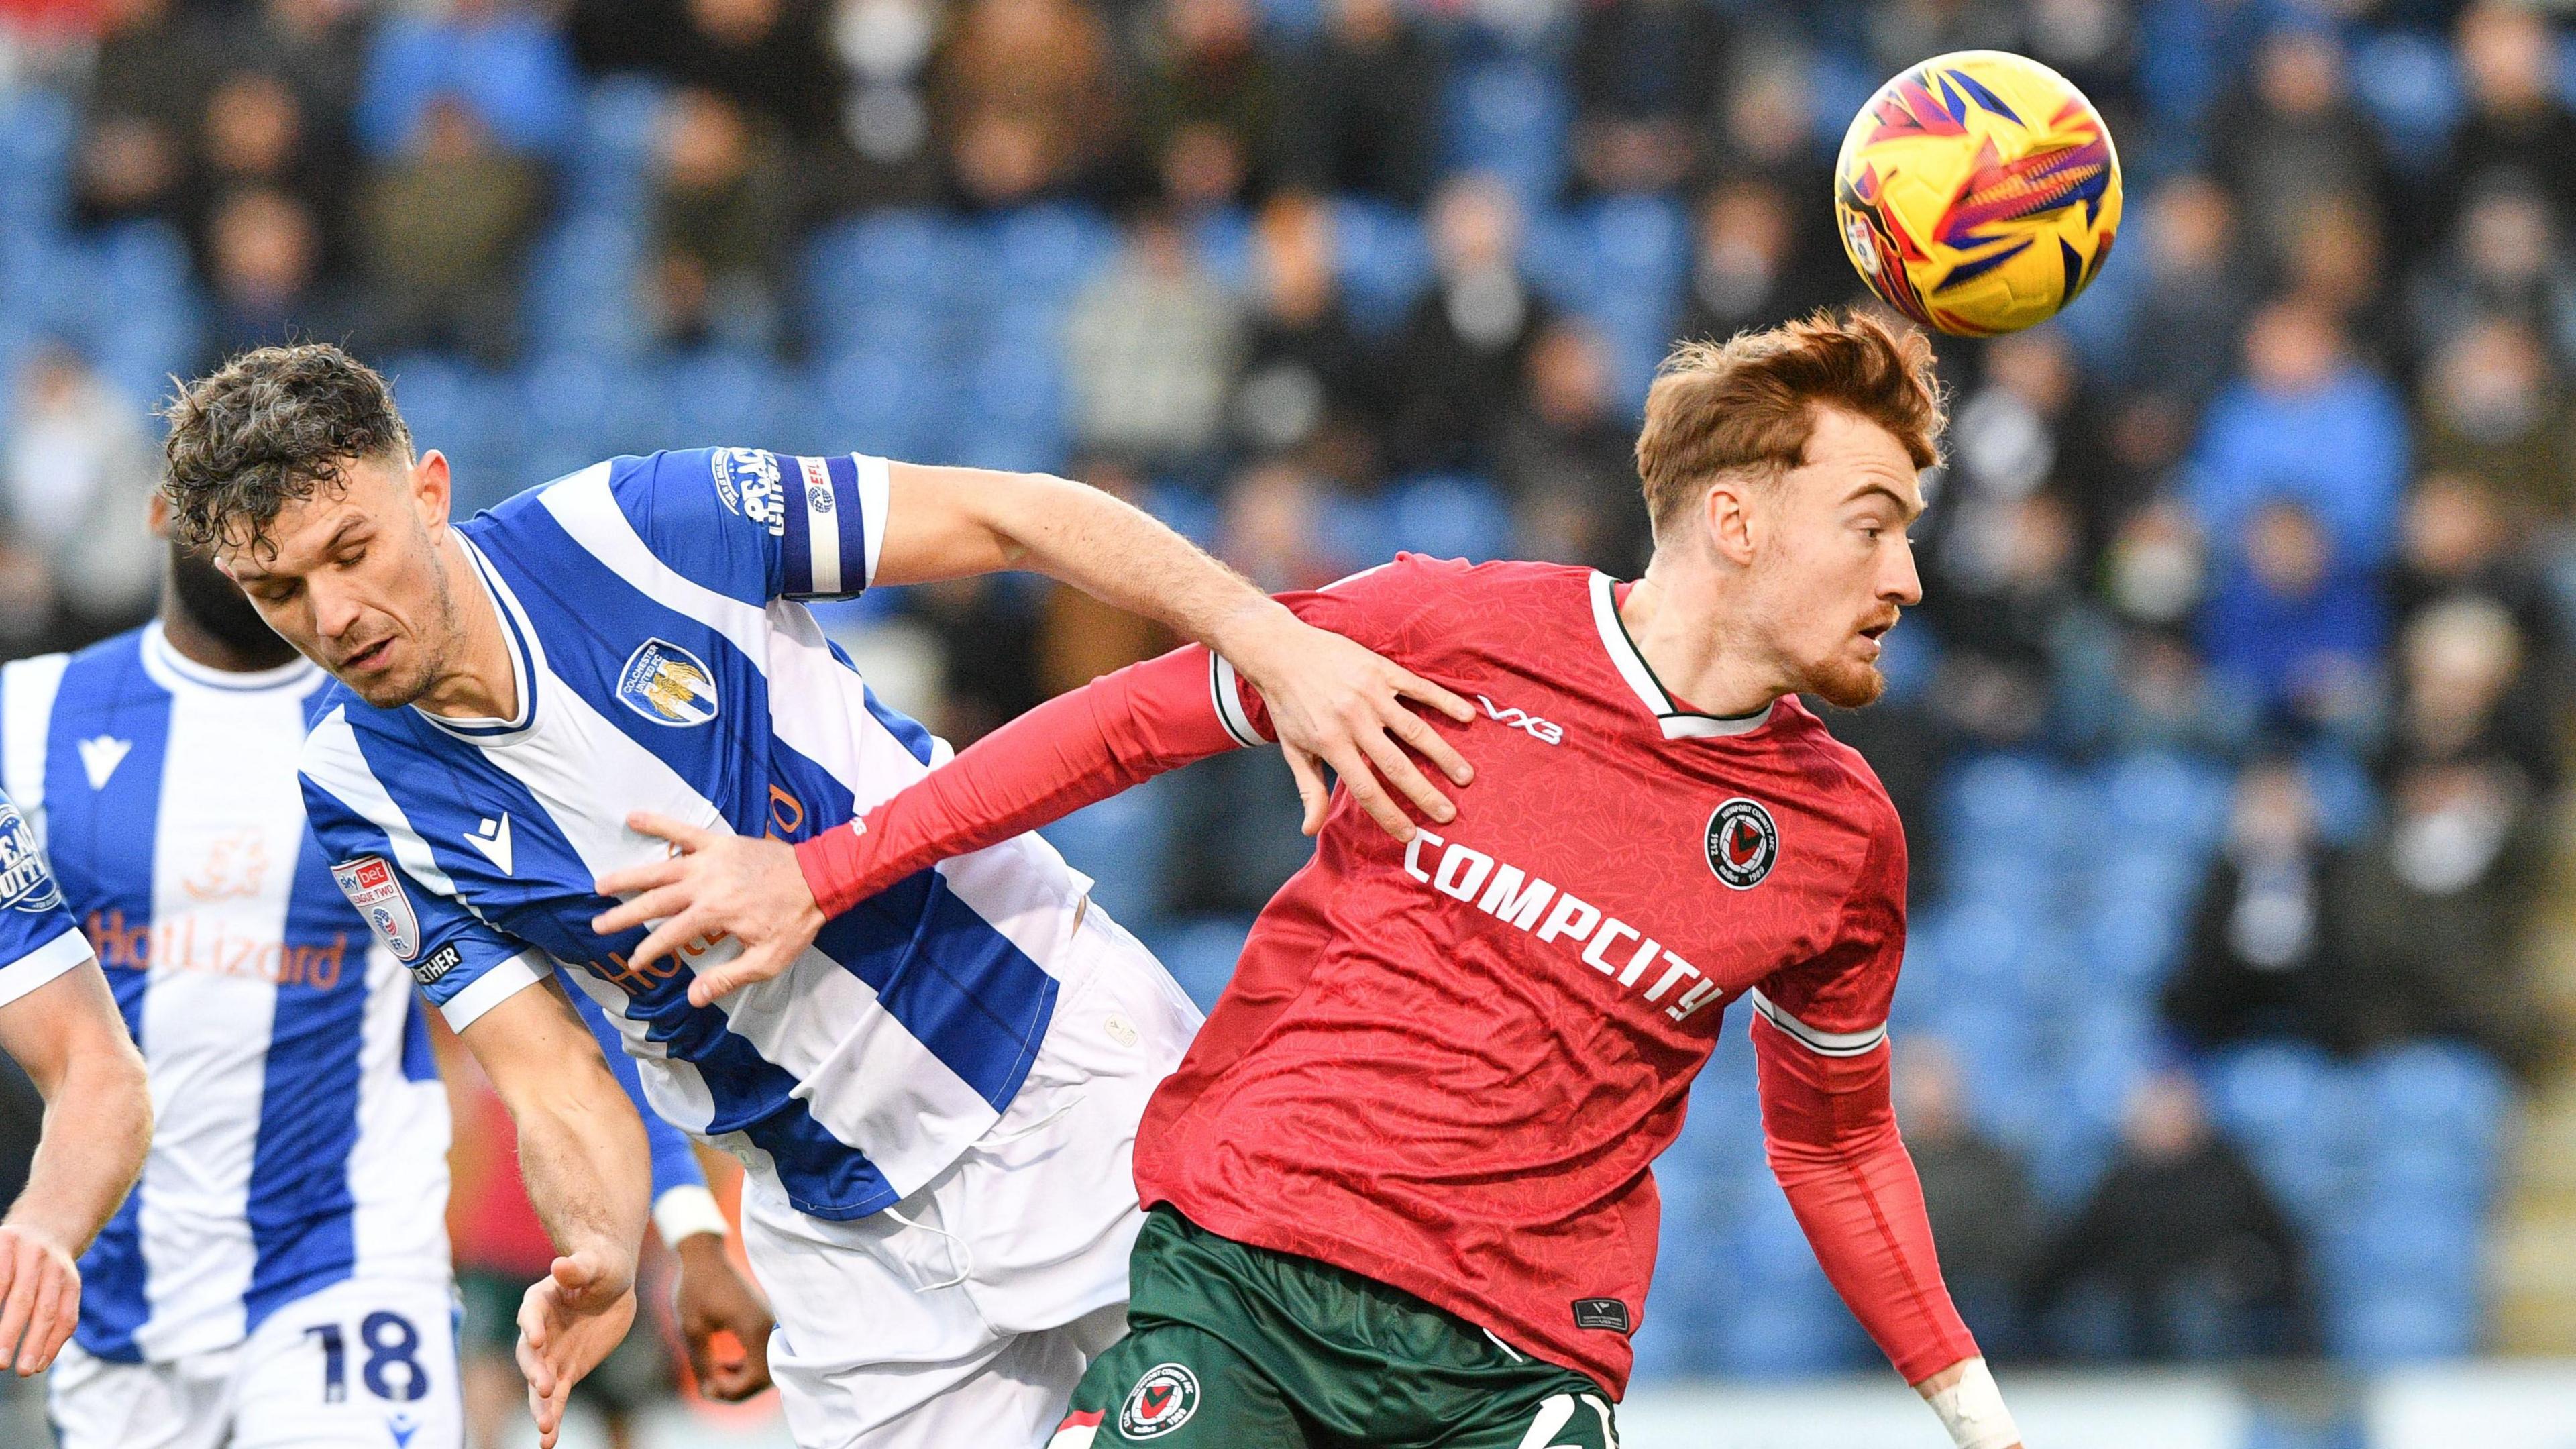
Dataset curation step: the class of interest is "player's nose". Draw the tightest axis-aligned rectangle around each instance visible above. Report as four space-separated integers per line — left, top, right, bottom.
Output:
1882 537 1923 607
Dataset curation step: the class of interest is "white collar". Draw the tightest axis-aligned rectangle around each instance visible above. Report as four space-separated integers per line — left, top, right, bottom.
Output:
138 620 322 696
1587 572 1777 741
412 535 543 746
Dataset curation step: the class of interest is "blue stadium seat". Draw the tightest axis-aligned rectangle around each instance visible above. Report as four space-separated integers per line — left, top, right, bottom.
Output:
982 203 1118 307
518 351 633 482
1038 773 1179 932
1943 754 2070 864
568 76 665 219
2205 1042 2355 1228
1330 196 1434 333
2098 750 2233 851
1189 206 1258 296
2351 32 2464 167
662 349 791 450
0 86 77 238
805 211 963 328
1444 60 1570 209
1376 474 1513 563
814 345 959 464
524 217 647 360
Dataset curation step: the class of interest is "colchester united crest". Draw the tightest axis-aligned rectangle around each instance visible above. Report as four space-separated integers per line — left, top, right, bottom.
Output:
616 639 720 728
1117 1362 1201 1439
1704 798 1779 890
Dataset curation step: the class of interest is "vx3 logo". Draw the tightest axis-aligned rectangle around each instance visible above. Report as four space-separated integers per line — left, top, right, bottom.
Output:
1479 694 1564 745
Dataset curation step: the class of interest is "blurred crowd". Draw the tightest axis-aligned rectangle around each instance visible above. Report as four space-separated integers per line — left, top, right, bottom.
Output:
3 0 2576 1417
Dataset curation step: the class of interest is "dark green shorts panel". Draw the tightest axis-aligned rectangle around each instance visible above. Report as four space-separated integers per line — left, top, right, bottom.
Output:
1067 1208 1619 1448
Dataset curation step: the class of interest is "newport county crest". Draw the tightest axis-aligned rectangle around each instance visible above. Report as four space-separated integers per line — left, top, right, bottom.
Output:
0 802 64 914
616 639 721 728
1118 1362 1201 1439
1704 798 1778 890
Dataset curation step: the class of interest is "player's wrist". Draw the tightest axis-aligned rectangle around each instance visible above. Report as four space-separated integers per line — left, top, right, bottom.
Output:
793 826 864 919
654 1184 731 1252
1920 1356 2019 1449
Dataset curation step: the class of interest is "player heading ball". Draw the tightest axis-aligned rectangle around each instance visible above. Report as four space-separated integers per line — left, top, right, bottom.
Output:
605 311 2029 1449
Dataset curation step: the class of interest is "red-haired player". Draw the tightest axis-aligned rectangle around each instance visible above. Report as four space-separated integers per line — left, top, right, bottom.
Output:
599 312 2025 1449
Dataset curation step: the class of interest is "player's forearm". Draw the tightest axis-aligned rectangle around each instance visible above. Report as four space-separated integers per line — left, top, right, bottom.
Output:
961 469 1305 673
799 645 1238 916
513 1072 653 1281
6 1044 150 1255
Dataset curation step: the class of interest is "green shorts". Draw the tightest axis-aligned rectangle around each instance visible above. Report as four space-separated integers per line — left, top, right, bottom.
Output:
1060 1208 1619 1448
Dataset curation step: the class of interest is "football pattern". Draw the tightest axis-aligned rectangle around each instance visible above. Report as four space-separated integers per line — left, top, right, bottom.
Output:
1834 50 2123 337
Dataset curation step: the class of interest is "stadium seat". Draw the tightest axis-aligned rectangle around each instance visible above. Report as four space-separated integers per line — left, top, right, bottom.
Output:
0 86 77 239
661 348 791 450
1376 474 1513 563
1444 60 1571 209
1038 773 1179 932
1329 196 1434 333
982 203 1119 308
2206 1042 2356 1229
2351 32 2465 167
814 345 959 464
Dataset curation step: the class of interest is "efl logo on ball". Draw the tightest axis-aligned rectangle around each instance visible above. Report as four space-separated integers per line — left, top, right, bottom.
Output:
1118 1362 1201 1439
1704 798 1779 890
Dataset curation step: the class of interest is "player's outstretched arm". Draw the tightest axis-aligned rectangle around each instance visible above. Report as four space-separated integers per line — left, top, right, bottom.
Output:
873 462 1473 839
1753 1014 2022 1449
0 959 148 1375
460 977 653 1449
596 640 1289 1004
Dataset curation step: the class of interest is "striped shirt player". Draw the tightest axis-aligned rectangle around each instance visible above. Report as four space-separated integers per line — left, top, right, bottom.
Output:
292 448 1203 1448
1 621 733 1449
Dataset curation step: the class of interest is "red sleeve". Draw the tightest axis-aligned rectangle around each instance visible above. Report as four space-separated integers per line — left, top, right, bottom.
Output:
1752 812 1979 1385
796 643 1263 917
795 557 1457 916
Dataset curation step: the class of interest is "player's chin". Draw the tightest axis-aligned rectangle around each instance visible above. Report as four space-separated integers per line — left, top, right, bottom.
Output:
1805 659 1886 710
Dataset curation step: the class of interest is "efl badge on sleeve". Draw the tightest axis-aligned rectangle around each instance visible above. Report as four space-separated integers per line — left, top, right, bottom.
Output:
332 855 421 961
0 802 64 914
1704 798 1779 890
616 639 720 728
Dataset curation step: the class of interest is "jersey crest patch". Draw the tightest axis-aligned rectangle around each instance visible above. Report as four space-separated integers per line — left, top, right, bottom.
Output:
616 639 720 728
0 802 64 914
1704 798 1779 890
332 855 421 961
710 447 786 537
1118 1362 1201 1439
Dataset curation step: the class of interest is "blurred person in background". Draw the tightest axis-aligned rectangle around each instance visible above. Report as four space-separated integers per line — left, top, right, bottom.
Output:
71 0 210 231
2023 1070 2310 1361
1865 0 2021 85
1699 59 1835 266
2207 26 2394 274
0 345 161 642
2408 183 2576 371
1496 319 1647 573
1383 173 1552 475
2163 760 2343 1053
2125 175 2255 414
1277 0 1441 208
203 185 354 364
1230 191 1382 472
933 0 1122 209
2189 299 2408 574
1066 205 1246 470
2390 473 2561 665
352 0 578 163
645 87 794 352
661 0 841 148
2439 1 2576 244
1136 0 1280 213
822 0 947 208
2277 193 2395 372
184 68 345 287
1569 0 1731 199
1894 1039 2036 1357
2197 497 2385 747
1676 176 1845 349
2416 315 2576 526
356 93 547 364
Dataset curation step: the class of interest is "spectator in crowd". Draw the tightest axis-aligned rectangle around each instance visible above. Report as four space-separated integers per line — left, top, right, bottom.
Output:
2208 26 2394 272
2416 316 2576 525
1383 172 1551 474
1495 319 1643 573
933 0 1120 208
2439 1 2576 244
661 0 841 144
0 344 160 638
2385 594 2556 792
73 0 209 229
2280 192 2396 371
2408 183 2576 370
1570 0 1731 198
2024 1069 2311 1360
646 87 794 350
352 0 578 161
2390 473 2559 657
2189 299 2410 572
1230 191 1380 469
1136 0 1279 212
202 184 352 362
356 93 547 362
1277 0 1442 208
2127 174 2255 413
2164 761 2341 1052
2198 497 2385 745
250 0 371 131
1676 176 1843 347
1895 1037 2037 1354
1701 59 1835 264
1064 207 1244 466
824 0 947 207
187 69 345 282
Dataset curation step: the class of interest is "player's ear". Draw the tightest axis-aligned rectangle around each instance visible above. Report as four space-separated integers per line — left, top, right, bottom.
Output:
411 450 454 534
146 490 170 539
1701 475 1758 568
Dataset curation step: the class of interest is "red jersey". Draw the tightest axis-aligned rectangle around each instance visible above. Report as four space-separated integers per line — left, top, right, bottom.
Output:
800 554 1978 1397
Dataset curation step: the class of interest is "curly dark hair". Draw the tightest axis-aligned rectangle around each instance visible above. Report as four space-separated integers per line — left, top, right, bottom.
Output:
160 343 413 556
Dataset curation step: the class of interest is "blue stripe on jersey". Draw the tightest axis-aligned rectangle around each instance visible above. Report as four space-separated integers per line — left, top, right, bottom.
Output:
645 992 897 1217
48 639 169 1364
863 683 934 768
603 451 774 608
400 995 437 1083
241 839 366 1333
779 458 816 598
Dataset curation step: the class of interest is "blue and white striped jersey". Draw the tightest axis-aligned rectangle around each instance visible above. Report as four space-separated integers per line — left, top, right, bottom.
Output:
0 624 708 1366
0 786 90 1012
297 449 1091 1222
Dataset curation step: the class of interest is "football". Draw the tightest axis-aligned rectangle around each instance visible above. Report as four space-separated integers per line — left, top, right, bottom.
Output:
1833 49 2123 337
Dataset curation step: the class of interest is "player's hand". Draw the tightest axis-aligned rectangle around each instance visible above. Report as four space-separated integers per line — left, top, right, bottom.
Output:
672 1233 775 1402
517 1248 637 1449
593 814 826 1007
1222 610 1474 840
0 1220 80 1374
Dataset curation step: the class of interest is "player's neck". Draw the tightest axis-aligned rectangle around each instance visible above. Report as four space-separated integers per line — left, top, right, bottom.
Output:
158 553 303 674
1619 566 1788 719
413 536 522 722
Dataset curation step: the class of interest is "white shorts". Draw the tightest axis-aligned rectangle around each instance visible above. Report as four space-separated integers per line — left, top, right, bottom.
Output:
747 905 1201 1449
48 1273 462 1449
